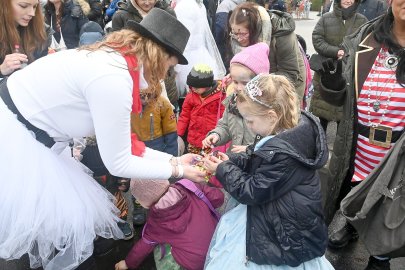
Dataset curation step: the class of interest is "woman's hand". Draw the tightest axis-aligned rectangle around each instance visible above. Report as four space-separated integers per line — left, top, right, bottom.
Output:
204 154 227 174
183 164 208 183
179 153 203 165
202 133 219 149
115 260 128 270
231 145 247 153
0 53 28 76
337 49 345 60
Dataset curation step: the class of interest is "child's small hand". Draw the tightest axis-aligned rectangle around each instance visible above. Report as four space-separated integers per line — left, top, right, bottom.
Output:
183 165 208 183
202 134 219 149
217 152 229 161
115 260 128 270
204 155 225 174
231 145 247 153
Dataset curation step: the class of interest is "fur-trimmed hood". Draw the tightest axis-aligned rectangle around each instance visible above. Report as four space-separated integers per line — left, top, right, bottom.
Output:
74 0 90 16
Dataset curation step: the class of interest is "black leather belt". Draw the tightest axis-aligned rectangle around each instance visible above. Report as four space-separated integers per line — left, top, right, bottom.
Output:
0 79 55 148
358 122 403 148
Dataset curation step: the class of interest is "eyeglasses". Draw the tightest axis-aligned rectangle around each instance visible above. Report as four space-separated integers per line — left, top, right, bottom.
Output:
229 31 249 40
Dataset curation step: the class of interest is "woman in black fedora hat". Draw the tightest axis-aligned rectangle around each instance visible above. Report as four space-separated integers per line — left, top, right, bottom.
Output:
0 8 206 270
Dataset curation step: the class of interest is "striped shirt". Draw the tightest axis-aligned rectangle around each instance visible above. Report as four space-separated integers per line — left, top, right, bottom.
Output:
353 47 405 182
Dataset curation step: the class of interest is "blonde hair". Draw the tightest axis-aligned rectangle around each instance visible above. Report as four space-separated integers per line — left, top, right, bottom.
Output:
237 74 300 132
80 29 170 102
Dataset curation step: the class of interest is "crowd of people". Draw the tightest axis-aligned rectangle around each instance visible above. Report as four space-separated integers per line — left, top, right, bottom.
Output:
0 0 403 269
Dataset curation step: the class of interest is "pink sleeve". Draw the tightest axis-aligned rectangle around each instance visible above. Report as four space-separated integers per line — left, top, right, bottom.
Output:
125 238 156 269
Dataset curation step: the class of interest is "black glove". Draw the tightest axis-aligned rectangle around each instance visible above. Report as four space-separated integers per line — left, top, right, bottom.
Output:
319 58 346 91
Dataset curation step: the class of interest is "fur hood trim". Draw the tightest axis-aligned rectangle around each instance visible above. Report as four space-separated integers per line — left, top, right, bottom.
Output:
75 0 90 16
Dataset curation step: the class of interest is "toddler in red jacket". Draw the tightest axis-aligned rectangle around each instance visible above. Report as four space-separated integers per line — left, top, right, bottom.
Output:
177 64 226 154
115 178 224 270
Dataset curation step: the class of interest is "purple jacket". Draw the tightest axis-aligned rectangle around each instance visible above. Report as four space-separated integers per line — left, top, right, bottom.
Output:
125 183 224 270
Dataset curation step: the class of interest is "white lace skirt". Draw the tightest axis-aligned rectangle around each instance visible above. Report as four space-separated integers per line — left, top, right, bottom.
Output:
0 99 123 269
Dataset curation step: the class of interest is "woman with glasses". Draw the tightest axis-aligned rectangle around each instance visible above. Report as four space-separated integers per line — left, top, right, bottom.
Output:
226 2 307 102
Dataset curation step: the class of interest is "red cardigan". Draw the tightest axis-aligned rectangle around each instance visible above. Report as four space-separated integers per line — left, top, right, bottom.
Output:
177 88 225 148
125 183 224 270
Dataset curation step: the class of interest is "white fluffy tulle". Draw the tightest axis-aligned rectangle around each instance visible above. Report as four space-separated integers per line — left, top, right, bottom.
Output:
174 0 226 97
0 100 123 270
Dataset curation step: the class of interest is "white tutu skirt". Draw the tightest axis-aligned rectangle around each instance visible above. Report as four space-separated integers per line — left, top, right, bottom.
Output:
0 100 123 269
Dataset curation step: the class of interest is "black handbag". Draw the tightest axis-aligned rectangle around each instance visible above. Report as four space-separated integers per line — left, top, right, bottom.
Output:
309 53 328 72
341 133 405 258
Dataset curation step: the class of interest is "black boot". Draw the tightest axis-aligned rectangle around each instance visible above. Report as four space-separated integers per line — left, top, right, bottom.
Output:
93 237 115 257
364 256 391 270
328 221 358 249
132 198 147 226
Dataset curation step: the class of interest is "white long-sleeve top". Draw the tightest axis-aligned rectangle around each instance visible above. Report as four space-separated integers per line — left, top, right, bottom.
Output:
8 49 173 179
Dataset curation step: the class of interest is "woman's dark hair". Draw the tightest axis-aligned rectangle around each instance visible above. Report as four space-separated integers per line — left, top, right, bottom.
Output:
44 1 65 32
373 7 405 86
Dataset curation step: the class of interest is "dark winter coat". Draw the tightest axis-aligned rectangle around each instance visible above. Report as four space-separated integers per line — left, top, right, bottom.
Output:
310 1 368 121
268 10 306 101
319 18 392 224
44 0 89 49
86 0 104 26
111 0 174 30
357 0 387 21
216 111 329 266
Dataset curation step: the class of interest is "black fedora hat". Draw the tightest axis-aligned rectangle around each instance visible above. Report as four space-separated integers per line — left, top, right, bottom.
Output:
126 8 190 65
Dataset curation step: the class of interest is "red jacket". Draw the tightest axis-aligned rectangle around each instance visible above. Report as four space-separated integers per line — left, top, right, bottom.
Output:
177 87 225 148
125 183 224 270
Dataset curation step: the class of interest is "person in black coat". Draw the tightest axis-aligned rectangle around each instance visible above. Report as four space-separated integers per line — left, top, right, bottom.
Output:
204 74 332 268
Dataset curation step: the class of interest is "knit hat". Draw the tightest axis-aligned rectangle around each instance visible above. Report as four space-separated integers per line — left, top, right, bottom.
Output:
230 42 270 75
130 179 170 209
186 64 215 88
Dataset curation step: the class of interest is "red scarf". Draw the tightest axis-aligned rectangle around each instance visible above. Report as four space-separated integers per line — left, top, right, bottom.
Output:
119 49 146 156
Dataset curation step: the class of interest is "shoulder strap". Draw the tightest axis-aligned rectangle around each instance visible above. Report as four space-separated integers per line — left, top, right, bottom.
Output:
141 223 167 260
177 179 221 221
